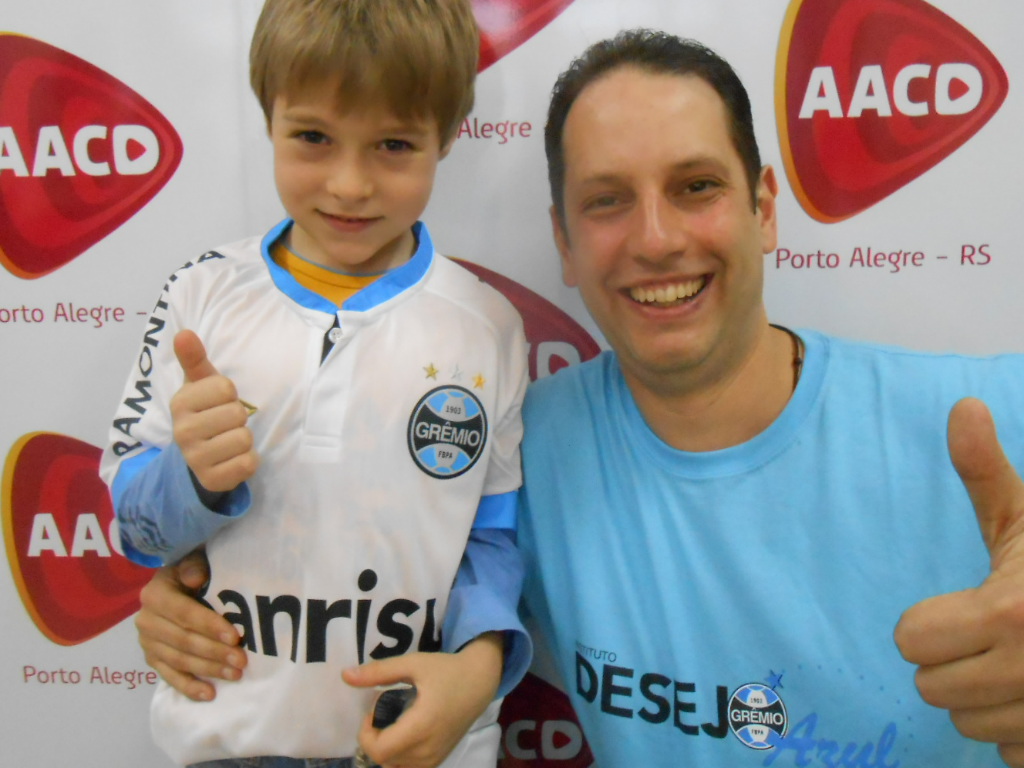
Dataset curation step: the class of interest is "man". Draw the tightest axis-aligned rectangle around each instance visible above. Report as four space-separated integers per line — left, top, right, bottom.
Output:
135 30 1024 767
518 29 1024 767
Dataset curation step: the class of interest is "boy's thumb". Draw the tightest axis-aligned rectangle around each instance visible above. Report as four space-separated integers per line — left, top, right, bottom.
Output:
342 657 407 689
174 329 219 383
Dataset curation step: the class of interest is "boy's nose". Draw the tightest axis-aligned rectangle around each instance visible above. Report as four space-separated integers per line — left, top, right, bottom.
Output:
326 156 372 201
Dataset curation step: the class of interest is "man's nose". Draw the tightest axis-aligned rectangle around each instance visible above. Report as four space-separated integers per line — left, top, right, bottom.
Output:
629 193 687 263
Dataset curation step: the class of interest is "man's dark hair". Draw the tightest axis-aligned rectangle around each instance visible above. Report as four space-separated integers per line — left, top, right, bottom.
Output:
545 29 763 225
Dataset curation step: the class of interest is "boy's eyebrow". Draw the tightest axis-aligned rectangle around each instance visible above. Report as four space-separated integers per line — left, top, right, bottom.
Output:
278 108 434 137
278 108 330 125
366 116 436 136
275 111 329 131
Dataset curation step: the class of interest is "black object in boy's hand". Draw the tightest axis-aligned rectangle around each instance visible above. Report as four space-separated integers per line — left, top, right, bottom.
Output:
354 685 418 768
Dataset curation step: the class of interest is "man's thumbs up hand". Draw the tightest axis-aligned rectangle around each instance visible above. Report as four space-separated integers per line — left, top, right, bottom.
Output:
895 398 1024 767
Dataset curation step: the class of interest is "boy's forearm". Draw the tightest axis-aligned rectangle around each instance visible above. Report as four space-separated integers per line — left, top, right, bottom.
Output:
115 443 249 566
458 631 504 664
444 526 533 698
454 631 504 698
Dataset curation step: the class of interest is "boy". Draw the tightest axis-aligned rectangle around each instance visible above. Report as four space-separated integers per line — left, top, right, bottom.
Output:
99 1 530 766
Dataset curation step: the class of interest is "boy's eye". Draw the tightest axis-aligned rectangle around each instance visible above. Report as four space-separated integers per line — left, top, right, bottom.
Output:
295 130 329 145
381 138 414 152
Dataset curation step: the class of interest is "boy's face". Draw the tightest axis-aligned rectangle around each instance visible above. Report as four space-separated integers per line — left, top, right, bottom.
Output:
270 81 448 274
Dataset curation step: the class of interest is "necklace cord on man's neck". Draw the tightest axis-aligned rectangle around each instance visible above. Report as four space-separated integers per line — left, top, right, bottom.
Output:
770 323 804 392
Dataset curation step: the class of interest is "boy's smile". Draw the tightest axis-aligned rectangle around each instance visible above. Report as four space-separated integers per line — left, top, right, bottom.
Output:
320 213 381 233
270 82 448 275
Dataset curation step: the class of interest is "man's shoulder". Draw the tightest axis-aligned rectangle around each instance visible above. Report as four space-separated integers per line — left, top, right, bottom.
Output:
808 330 1024 370
525 354 610 414
809 331 1024 424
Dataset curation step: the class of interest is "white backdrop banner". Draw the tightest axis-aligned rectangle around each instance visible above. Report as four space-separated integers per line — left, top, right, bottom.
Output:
2 1 1020 765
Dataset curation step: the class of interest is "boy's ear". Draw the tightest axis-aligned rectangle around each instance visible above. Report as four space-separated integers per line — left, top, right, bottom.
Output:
439 137 455 159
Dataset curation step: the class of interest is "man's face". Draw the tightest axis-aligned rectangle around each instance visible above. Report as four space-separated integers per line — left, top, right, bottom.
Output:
552 67 778 391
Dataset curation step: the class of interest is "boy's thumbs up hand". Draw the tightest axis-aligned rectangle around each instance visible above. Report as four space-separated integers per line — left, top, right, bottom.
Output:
175 328 221 383
895 398 1024 767
170 330 259 494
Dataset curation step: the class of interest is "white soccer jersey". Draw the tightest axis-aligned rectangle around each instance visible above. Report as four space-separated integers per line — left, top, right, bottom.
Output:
100 220 528 763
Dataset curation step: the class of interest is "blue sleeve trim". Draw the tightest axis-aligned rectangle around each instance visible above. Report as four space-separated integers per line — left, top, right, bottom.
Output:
111 447 161 509
442 528 532 699
113 443 250 566
120 540 164 569
473 491 518 531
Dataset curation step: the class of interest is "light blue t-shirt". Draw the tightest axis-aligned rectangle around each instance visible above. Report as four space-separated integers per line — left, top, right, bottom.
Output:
519 330 1024 767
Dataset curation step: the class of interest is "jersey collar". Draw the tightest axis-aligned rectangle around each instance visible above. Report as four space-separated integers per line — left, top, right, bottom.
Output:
259 219 435 314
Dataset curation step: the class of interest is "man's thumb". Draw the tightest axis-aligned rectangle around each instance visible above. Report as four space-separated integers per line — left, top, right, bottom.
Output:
175 549 211 591
174 329 218 383
948 397 1023 558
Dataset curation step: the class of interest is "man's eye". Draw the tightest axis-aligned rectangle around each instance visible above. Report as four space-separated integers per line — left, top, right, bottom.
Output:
687 179 719 194
584 194 620 211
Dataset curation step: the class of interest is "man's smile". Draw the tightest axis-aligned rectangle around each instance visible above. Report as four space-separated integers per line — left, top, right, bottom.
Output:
628 276 707 306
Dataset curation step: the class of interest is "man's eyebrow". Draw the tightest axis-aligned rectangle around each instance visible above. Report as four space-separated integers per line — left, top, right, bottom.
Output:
575 172 626 187
669 156 731 174
574 157 731 186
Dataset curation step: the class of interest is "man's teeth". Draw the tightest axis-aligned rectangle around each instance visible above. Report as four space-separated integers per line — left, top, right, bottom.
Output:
630 278 705 305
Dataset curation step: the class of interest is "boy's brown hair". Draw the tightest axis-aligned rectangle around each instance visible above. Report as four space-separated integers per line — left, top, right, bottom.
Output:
250 0 479 145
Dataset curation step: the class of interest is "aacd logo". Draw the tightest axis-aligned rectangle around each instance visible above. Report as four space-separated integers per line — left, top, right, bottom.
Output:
2 433 152 644
475 0 577 71
499 673 594 767
0 34 183 279
776 0 1008 222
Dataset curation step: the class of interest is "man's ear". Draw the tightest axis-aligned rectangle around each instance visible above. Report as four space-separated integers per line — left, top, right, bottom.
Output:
550 206 578 287
756 165 779 254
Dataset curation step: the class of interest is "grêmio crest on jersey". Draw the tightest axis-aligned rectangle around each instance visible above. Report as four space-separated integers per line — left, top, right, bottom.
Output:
407 385 488 479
